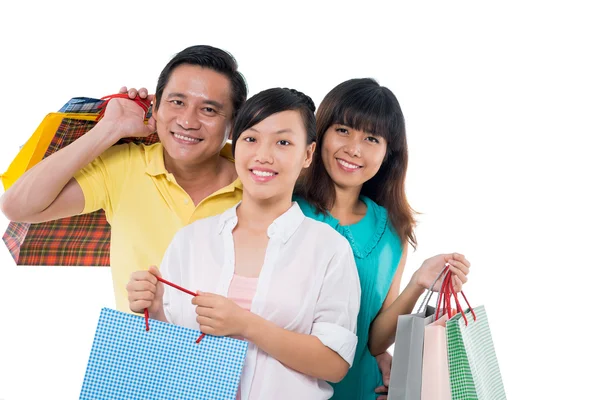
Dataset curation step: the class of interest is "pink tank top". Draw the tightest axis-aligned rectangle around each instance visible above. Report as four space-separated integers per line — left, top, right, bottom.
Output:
228 274 259 400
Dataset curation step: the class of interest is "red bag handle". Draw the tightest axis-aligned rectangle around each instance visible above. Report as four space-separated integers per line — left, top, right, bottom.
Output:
95 93 153 122
448 272 477 324
435 266 477 326
435 269 452 320
143 276 206 344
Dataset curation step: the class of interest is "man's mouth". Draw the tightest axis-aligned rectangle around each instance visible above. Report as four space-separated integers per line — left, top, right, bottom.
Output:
172 132 202 143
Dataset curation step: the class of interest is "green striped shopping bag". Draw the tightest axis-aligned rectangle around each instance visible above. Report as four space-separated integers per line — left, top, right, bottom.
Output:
446 306 506 399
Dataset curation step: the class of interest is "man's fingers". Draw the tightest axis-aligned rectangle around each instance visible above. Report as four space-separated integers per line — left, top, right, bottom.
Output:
146 116 157 134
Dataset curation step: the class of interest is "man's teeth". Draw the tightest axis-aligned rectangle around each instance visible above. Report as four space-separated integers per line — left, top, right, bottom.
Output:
338 159 360 169
252 170 275 177
174 133 201 142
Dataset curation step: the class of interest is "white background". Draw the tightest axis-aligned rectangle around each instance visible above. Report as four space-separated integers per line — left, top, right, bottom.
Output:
1 1 598 399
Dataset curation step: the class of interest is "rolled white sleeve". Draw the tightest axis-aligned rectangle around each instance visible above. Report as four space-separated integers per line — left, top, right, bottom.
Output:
311 241 361 366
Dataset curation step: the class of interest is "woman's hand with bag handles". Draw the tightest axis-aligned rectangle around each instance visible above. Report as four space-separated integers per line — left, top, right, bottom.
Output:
411 253 471 293
192 292 250 337
126 265 165 317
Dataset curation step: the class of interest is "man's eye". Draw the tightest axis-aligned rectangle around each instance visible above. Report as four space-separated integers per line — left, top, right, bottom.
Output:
170 100 184 106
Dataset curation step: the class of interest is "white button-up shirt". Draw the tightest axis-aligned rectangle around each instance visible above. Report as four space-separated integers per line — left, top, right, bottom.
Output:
161 202 361 399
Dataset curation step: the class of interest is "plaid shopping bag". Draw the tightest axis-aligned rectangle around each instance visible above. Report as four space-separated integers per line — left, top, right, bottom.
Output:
1 95 157 266
80 308 248 400
58 97 106 113
446 306 506 400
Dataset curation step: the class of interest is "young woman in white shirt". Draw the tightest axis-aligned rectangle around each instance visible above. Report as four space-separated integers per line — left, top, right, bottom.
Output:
126 88 361 399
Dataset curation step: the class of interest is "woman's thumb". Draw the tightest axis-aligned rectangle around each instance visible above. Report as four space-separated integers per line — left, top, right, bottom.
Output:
148 265 162 278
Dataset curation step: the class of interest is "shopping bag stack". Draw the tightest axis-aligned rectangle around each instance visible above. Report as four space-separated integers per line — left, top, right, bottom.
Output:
388 267 506 400
80 276 248 400
1 95 157 266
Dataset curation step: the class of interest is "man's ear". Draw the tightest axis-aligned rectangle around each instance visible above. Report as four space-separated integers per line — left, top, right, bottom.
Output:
224 120 234 142
152 101 158 120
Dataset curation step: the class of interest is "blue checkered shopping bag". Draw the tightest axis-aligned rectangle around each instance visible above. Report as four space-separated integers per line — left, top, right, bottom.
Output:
80 308 248 400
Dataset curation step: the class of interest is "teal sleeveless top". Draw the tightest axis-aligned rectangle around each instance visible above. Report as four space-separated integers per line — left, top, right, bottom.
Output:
295 195 403 399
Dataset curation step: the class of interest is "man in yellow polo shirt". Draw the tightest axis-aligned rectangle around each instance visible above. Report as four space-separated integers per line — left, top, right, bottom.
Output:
0 45 246 312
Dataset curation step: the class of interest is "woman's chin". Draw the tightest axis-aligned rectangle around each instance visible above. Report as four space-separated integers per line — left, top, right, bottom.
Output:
243 188 288 205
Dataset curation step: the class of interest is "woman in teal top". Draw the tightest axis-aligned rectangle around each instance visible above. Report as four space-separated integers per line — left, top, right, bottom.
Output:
297 195 402 399
296 78 471 399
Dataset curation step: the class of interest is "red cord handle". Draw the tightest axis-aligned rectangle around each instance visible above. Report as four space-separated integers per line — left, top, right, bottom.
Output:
436 268 452 319
435 266 477 325
144 275 206 343
435 267 451 320
95 93 153 122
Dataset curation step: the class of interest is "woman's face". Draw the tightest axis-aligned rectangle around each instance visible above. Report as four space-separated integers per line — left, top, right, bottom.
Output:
235 110 315 203
320 124 388 191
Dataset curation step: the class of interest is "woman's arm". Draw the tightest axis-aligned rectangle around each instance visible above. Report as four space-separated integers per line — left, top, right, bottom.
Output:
244 314 350 383
193 291 352 383
368 250 424 355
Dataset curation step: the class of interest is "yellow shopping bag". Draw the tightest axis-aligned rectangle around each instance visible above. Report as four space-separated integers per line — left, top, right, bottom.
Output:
1 112 97 190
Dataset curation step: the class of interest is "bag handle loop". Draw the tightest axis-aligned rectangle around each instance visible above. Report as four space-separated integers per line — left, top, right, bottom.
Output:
144 276 206 344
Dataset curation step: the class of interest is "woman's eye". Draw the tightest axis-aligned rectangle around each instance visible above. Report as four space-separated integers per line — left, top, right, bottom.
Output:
336 128 349 134
366 136 380 144
244 137 256 142
278 140 291 146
